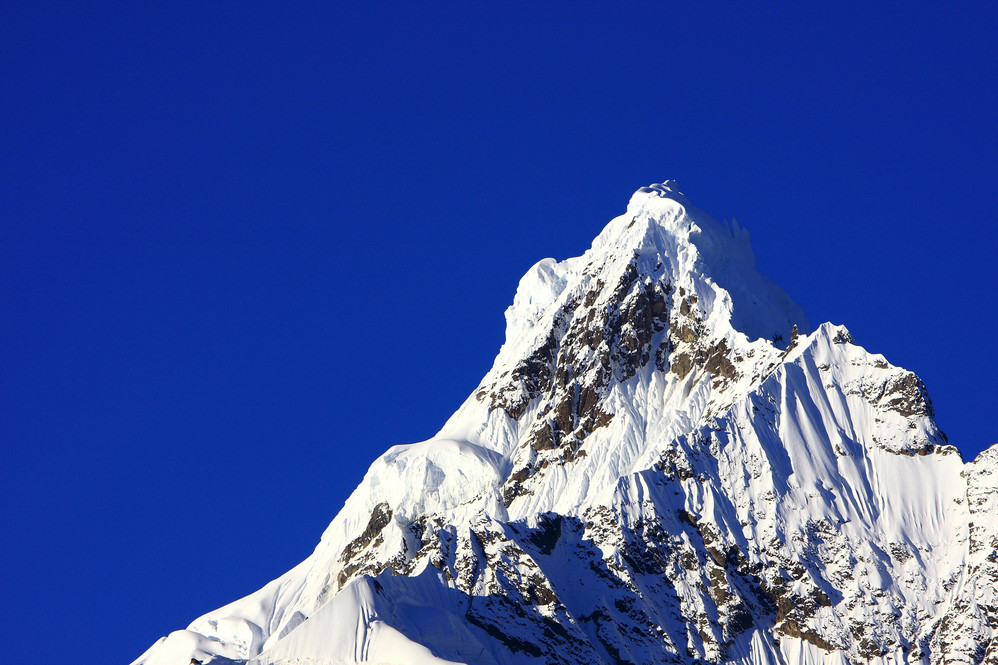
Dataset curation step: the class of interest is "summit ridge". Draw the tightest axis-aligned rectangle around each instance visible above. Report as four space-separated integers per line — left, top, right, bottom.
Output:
134 183 997 665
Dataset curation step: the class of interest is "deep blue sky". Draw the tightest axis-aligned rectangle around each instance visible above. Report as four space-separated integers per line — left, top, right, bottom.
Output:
2 3 995 663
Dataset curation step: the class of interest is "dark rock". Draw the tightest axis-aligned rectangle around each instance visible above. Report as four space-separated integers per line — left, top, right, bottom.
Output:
672 352 694 380
529 514 563 555
339 503 392 564
703 340 737 382
881 372 935 418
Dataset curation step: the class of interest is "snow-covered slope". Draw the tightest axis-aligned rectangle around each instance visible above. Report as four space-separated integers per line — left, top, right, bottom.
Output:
134 181 997 665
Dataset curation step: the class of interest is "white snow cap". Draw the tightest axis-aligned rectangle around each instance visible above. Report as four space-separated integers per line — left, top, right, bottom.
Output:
505 180 807 350
633 179 690 204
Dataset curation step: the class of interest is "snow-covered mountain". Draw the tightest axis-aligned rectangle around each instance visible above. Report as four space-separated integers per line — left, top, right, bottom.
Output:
134 181 997 665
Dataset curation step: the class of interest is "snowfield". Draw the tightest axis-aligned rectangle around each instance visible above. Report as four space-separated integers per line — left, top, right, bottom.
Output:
134 182 997 665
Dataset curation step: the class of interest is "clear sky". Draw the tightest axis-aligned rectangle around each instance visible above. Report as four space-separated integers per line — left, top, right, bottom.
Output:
2 3 996 663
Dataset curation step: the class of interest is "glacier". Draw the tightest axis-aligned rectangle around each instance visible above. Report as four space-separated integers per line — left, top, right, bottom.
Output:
134 181 997 665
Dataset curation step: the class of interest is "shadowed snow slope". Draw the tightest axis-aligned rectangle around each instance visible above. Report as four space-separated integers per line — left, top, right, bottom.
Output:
134 181 997 665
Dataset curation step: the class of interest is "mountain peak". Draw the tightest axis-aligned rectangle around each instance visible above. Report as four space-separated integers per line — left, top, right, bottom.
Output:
504 182 807 362
632 178 689 204
133 183 993 665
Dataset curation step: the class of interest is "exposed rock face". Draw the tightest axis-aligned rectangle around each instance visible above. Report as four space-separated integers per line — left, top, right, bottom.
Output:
133 181 996 665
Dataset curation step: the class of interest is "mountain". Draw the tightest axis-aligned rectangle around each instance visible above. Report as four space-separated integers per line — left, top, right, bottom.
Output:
133 181 997 665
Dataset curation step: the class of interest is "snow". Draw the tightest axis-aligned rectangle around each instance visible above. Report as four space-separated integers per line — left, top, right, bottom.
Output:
133 181 997 665
504 257 568 342
253 578 466 665
365 438 509 522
